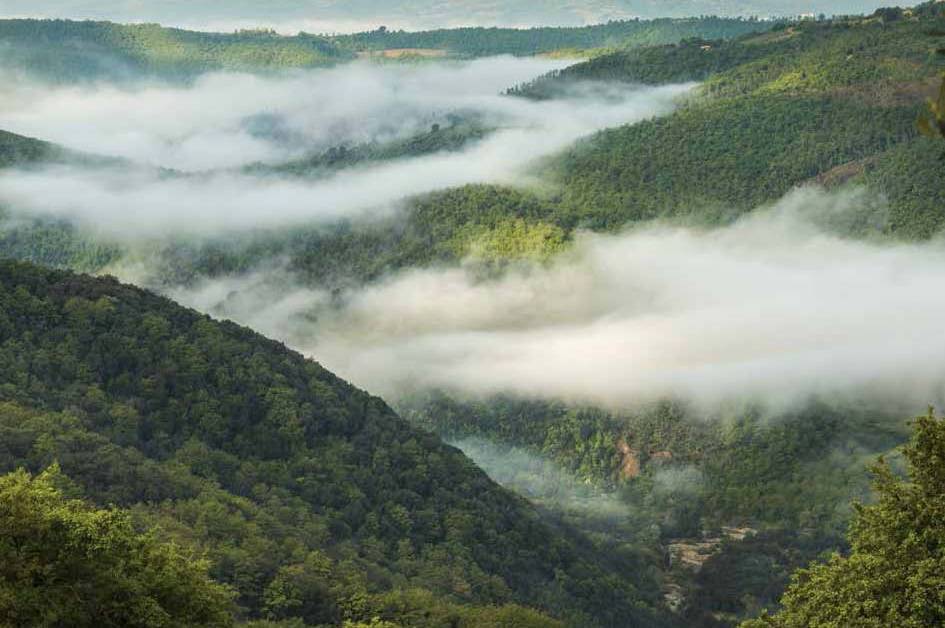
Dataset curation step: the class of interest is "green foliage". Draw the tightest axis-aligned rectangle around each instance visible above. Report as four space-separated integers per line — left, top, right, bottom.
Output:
0 130 61 168
508 34 789 98
515 12 944 99
0 16 769 83
0 19 350 81
333 18 770 58
403 393 912 625
743 410 945 628
917 73 945 141
0 466 234 627
450 218 567 262
0 259 670 627
518 9 945 235
245 119 491 179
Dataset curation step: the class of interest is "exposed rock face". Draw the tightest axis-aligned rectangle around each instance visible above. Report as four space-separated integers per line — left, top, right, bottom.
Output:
667 527 757 573
616 437 676 479
616 437 641 479
668 540 721 573
663 583 686 614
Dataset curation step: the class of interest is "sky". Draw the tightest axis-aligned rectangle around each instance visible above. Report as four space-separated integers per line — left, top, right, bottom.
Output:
0 0 895 32
158 187 945 414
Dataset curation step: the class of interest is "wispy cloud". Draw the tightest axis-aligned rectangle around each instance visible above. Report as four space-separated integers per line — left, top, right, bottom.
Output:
0 58 690 237
165 188 945 411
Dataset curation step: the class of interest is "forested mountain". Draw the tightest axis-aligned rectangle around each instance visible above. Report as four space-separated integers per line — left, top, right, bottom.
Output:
244 118 492 179
332 17 769 57
0 20 351 81
0 130 66 169
0 258 672 627
2 4 945 627
0 16 768 82
7 4 933 290
513 3 945 233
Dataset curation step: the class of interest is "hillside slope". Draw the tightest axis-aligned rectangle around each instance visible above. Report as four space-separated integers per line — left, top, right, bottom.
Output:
0 16 770 82
0 258 673 627
0 0 890 28
519 4 945 234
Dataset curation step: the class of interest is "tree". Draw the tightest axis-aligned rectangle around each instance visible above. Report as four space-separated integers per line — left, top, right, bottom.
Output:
0 466 234 628
742 410 945 627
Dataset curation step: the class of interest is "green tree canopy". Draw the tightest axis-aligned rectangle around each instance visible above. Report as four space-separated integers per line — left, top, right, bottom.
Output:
743 410 945 628
918 74 945 145
0 466 234 628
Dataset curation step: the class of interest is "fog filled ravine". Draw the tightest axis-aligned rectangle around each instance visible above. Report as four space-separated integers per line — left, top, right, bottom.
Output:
1 6 944 628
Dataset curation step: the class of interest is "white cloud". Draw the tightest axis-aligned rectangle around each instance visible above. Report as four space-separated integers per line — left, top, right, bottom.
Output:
0 59 690 237
165 188 945 411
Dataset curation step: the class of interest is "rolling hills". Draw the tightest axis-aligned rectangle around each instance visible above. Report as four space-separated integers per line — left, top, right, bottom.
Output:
0 16 769 82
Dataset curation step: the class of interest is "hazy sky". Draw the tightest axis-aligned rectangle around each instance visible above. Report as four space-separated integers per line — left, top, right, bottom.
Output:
0 0 894 32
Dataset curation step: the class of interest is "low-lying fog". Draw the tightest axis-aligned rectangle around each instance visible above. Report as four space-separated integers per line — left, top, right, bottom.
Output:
167 188 945 412
3 52 940 417
0 58 691 237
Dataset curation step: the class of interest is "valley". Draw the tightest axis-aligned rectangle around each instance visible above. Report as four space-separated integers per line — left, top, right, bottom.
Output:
1 4 944 627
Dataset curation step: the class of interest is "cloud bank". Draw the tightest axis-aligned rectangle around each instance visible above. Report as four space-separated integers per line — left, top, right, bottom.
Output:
0 58 575 169
0 59 690 237
167 188 945 410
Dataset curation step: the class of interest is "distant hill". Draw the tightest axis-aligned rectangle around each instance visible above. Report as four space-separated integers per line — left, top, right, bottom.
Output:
0 19 352 81
0 0 896 29
0 16 772 83
332 17 770 57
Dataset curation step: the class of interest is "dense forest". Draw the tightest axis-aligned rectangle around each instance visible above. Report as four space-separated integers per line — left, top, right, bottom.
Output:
0 259 674 627
742 410 945 627
333 17 770 57
2 3 945 626
0 15 768 82
0 20 351 81
5 3 932 289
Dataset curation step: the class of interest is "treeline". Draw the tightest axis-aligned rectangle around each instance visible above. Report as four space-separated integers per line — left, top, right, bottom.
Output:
333 17 771 57
245 117 491 179
518 6 945 235
0 15 775 83
0 19 351 81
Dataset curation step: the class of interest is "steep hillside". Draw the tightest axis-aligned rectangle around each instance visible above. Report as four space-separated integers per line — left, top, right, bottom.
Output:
0 129 64 168
0 258 672 627
519 4 945 234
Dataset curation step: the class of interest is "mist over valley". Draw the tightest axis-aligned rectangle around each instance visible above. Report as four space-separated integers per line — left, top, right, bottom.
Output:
0 4 943 627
